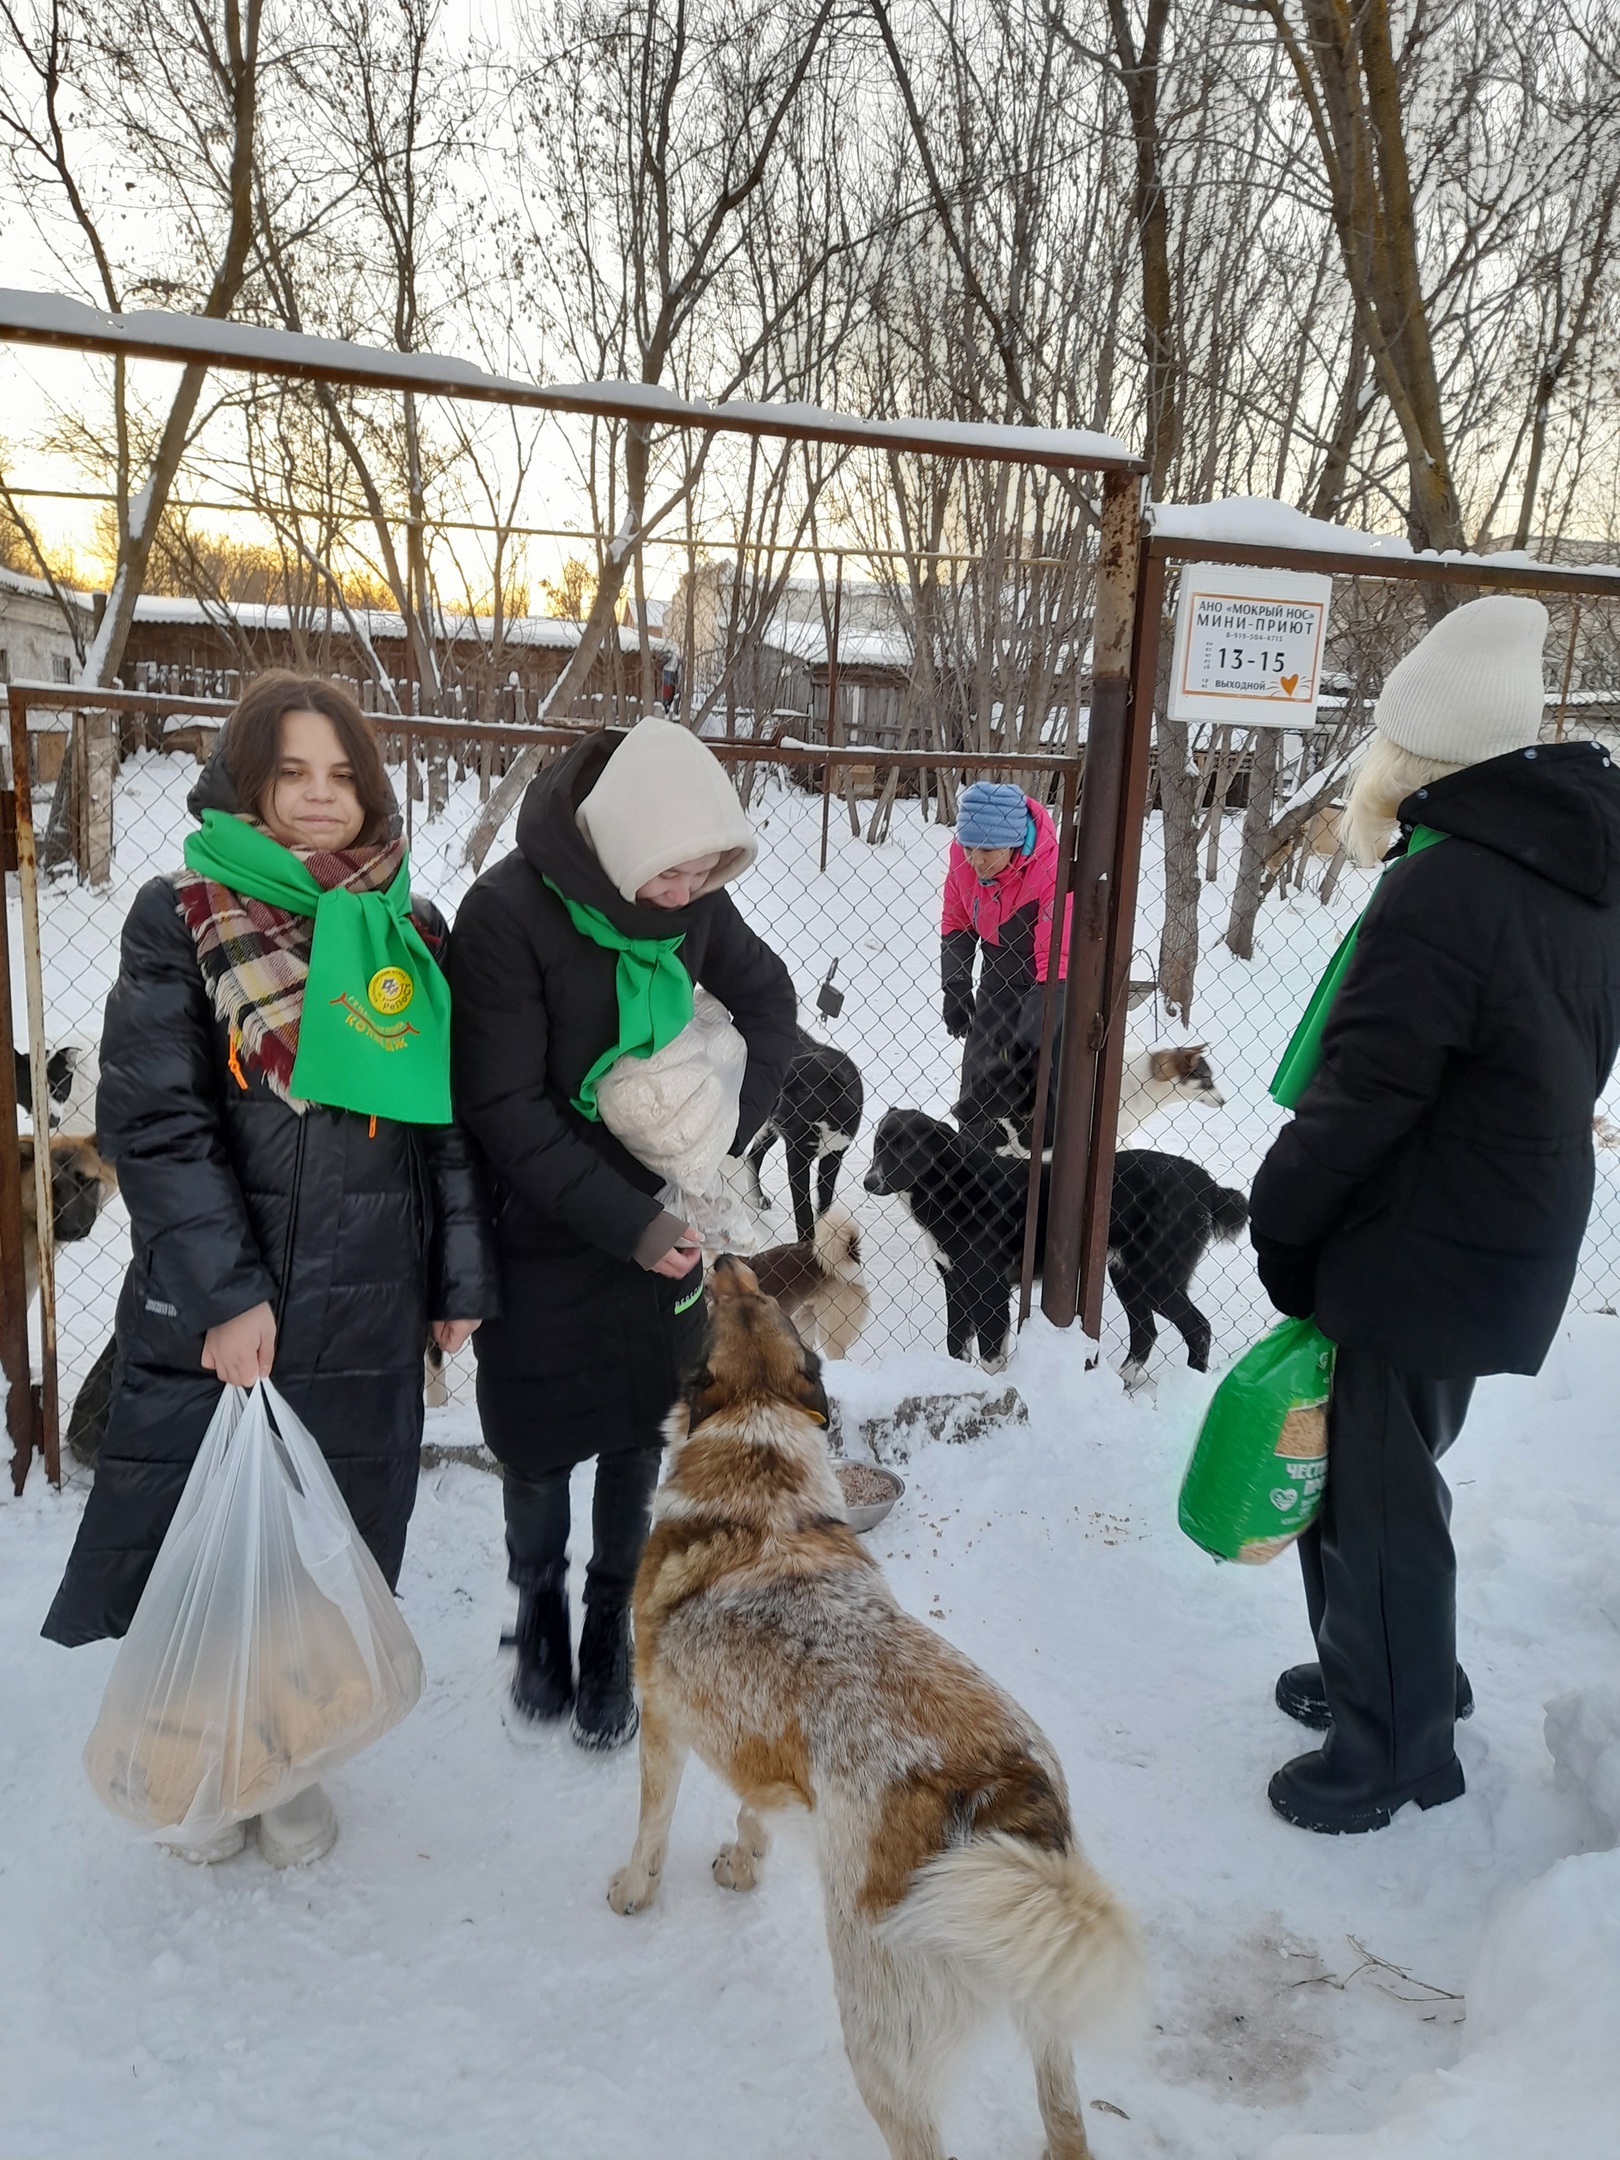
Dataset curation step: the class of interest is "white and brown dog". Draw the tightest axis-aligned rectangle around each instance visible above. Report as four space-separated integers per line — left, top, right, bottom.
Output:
1117 1042 1225 1140
746 1205 870 1360
609 1254 1142 2160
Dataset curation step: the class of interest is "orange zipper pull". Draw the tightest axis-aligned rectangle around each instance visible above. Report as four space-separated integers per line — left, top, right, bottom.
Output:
368 1113 378 1139
227 1028 248 1092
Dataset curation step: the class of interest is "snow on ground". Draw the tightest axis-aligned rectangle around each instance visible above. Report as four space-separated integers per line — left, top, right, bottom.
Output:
7 748 1620 2157
4 1313 1620 2160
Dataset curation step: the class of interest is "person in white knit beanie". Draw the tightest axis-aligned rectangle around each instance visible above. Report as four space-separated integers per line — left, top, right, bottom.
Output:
1248 589 1620 1837
1342 596 1549 864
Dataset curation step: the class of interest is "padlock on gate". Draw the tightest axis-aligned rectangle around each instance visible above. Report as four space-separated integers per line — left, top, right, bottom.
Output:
816 959 844 1021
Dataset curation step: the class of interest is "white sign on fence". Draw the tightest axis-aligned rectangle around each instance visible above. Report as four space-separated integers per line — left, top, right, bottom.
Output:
1168 563 1333 727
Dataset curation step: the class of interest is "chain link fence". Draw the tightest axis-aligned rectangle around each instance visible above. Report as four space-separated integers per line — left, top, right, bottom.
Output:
16 727 1082 1431
16 570 1620 1445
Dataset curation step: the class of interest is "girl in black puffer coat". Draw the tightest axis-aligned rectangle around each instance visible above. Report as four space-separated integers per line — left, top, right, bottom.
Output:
1250 597 1620 1838
43 674 497 1865
449 720 797 1751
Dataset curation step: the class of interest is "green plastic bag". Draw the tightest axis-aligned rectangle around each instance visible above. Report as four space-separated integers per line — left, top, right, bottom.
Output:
1178 1318 1336 1564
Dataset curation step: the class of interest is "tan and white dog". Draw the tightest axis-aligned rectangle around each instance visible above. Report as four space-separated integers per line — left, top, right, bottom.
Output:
609 1254 1142 2160
746 1205 870 1360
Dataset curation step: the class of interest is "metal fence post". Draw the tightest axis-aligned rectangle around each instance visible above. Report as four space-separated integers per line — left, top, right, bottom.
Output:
1042 471 1143 1332
1075 544 1166 1336
1 766 39 1489
6 685 59 1480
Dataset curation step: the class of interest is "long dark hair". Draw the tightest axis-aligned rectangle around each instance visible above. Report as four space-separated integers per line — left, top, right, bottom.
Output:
222 672 396 843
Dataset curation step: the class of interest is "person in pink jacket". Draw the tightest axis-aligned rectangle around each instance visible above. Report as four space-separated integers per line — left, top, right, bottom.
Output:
940 782 1071 1134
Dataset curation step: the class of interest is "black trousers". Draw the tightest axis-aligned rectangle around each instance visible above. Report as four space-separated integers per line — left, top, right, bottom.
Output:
503 1448 662 1609
1297 1344 1474 1789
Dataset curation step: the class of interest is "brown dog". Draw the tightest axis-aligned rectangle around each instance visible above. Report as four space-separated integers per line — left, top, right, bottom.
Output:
16 1134 118 1303
609 1254 1141 2160
746 1205 870 1360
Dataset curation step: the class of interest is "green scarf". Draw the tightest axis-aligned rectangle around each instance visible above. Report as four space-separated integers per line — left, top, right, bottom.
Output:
1270 824 1446 1109
183 810 452 1125
544 877 694 1120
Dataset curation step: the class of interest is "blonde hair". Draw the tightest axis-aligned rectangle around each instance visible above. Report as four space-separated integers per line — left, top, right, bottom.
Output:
1342 732 1465 867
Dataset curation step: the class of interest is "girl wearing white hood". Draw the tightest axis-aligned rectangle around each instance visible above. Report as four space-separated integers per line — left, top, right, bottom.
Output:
449 720 797 1749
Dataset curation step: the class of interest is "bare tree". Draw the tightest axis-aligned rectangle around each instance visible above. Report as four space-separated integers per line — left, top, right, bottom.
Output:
461 0 845 868
0 0 267 683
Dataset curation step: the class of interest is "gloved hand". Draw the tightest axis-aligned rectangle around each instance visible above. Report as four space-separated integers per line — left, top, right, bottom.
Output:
943 990 975 1040
1015 983 1050 1051
1251 1231 1320 1320
941 931 977 1040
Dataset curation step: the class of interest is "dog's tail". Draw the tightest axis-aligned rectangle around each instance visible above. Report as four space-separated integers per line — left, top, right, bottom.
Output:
811 1205 863 1280
1208 1183 1249 1242
882 1832 1144 2039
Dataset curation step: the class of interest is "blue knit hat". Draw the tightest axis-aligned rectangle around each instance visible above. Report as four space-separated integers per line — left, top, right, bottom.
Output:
957 782 1030 851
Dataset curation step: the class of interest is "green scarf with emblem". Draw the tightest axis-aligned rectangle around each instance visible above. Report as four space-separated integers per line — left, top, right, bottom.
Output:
182 809 452 1124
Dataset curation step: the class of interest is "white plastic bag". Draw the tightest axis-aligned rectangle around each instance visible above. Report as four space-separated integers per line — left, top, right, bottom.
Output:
595 986 747 1194
83 1380 424 1843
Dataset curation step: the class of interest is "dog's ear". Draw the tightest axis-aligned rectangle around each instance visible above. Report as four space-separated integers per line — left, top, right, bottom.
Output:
683 1364 729 1430
1147 1049 1181 1081
791 1348 830 1429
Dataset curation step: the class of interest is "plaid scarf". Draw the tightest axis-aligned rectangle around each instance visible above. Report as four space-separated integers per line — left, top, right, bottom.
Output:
175 822 406 1110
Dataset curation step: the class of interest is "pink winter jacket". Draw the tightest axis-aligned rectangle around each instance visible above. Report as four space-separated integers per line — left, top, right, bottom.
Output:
940 795 1072 983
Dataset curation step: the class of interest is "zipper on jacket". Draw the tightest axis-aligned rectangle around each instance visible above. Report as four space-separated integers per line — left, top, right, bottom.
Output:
273 1117 309 1335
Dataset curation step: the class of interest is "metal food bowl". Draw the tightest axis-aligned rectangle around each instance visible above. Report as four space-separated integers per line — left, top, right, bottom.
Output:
835 1461 905 1534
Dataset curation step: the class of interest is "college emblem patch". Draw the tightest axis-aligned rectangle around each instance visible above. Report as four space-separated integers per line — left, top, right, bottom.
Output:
367 966 414 1017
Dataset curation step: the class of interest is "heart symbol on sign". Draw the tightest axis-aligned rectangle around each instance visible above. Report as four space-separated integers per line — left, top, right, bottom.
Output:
1280 673 1300 696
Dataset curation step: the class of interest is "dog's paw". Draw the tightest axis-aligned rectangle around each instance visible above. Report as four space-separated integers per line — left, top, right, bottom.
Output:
1119 1359 1156 1398
608 1859 661 1915
712 1838 765 1893
980 1350 1010 1375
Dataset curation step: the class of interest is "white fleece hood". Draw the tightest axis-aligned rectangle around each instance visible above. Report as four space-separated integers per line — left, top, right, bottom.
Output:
575 717 757 903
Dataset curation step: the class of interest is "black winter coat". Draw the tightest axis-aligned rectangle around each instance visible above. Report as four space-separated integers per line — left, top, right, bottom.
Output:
449 729 798 1477
1249 742 1620 1378
42 777 498 1649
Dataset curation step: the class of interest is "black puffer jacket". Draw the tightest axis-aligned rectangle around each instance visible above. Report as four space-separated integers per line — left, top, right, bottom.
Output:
1250 742 1620 1377
42 762 498 1648
449 729 798 1476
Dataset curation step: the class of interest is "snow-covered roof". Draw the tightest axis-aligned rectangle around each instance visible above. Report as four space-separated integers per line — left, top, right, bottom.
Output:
126 594 652 652
1149 496 1620 585
0 288 1144 474
0 560 89 610
760 611 913 672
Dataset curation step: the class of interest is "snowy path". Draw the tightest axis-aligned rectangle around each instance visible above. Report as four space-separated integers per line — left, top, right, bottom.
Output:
5 1317 1619 2159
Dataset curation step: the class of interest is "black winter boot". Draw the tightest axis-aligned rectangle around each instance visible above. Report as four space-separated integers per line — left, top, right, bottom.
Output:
507 1581 573 1734
1269 1740 1465 1834
571 1600 638 1752
1276 1660 1474 1732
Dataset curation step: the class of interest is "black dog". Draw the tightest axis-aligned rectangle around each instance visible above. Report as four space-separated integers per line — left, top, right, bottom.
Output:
12 1045 79 1125
864 1107 1247 1379
744 1028 863 1244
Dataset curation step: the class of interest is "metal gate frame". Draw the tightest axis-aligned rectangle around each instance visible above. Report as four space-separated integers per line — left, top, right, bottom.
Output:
1062 523 1620 1345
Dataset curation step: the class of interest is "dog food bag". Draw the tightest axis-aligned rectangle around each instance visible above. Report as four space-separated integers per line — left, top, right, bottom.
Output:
83 1380 423 1844
595 986 747 1195
1177 1318 1335 1564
